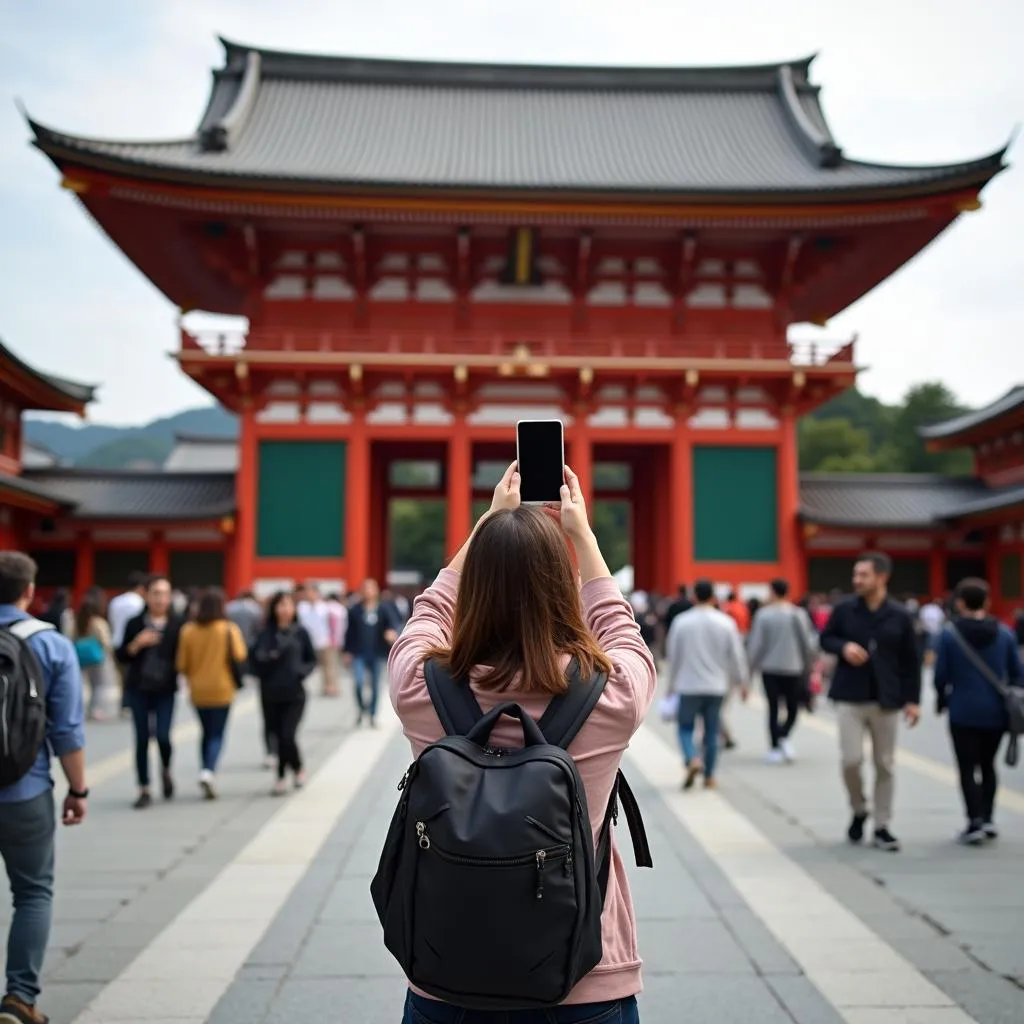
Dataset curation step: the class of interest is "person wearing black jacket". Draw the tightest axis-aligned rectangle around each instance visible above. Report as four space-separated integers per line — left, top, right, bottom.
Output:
344 578 400 727
821 552 921 852
251 592 317 795
117 575 184 810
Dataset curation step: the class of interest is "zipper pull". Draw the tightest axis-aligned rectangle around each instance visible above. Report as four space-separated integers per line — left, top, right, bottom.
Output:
535 850 547 899
416 822 431 850
564 849 573 878
397 767 411 791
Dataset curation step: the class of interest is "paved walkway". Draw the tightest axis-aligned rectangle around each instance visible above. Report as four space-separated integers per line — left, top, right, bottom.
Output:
3 673 1023 1023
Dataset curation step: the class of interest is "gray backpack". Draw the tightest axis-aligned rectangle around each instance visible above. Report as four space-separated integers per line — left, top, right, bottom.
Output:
945 624 1024 766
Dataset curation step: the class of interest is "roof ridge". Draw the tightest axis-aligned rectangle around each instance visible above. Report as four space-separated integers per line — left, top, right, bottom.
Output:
216 36 817 91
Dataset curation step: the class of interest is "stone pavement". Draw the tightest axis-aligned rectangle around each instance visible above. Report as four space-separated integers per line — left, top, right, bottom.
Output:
2 672 1023 1023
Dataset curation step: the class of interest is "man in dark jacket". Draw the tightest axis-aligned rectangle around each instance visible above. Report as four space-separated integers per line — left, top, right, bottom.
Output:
821 552 921 852
344 578 399 727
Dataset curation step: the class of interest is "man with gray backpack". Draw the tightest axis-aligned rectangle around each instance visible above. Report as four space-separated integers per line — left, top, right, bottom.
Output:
934 577 1024 846
0 553 89 1024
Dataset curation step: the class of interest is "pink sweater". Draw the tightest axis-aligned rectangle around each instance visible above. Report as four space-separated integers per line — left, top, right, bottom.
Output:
388 568 658 1006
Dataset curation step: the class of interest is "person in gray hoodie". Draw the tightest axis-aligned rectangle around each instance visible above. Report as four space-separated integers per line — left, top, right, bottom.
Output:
747 578 819 764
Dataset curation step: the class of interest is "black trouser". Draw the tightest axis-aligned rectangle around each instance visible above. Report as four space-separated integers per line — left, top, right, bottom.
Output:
949 723 1003 824
263 693 307 779
763 672 802 749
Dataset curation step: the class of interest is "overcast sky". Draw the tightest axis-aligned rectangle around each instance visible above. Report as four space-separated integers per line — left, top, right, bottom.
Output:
1 0 1020 426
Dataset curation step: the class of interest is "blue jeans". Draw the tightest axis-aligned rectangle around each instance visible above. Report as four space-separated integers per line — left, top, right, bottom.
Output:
353 656 383 718
195 705 231 772
403 991 639 1024
677 694 724 779
125 689 176 787
0 791 55 1005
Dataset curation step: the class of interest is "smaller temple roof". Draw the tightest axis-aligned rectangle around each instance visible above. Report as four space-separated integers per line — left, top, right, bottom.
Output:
918 386 1024 442
21 470 235 520
27 40 1008 201
0 471 71 510
799 473 988 529
0 339 96 413
164 433 239 473
939 482 1024 520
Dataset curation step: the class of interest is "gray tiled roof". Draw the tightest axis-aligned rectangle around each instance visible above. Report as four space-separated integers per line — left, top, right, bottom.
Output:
939 483 1024 519
0 471 71 507
0 339 96 406
22 470 235 520
799 473 989 528
918 386 1024 441
27 41 1007 197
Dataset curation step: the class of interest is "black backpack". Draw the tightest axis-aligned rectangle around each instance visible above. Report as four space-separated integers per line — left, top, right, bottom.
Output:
0 619 53 788
370 659 652 1011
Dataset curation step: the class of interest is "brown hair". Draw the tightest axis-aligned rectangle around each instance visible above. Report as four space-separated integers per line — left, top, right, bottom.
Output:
0 552 36 605
427 507 612 694
76 586 107 639
195 587 226 625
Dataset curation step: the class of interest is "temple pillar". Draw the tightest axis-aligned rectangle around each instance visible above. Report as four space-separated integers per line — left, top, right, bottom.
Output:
929 542 946 599
345 408 370 589
235 406 257 590
568 410 593 515
446 416 471 558
150 530 169 577
777 408 803 594
670 418 693 591
75 532 94 601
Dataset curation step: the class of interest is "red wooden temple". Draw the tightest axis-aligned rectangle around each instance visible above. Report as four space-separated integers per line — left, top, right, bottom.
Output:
13 41 1016 609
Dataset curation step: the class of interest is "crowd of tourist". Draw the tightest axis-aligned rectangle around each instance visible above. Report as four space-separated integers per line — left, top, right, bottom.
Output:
656 556 1023 851
30 572 410 809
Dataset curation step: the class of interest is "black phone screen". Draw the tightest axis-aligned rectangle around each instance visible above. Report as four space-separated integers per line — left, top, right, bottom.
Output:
517 420 564 502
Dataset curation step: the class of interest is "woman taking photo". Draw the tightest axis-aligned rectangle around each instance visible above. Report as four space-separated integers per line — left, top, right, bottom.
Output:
176 588 247 800
388 463 657 1024
251 591 317 795
118 575 184 809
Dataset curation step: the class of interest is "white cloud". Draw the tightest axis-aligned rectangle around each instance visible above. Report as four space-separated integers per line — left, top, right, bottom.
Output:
0 0 1021 423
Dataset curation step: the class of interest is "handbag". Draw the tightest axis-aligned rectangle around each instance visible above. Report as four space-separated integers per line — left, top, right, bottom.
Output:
945 624 1024 767
74 636 105 669
225 622 245 689
789 609 814 710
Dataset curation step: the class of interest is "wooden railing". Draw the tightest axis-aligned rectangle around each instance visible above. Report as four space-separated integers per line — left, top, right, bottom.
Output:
180 328 855 366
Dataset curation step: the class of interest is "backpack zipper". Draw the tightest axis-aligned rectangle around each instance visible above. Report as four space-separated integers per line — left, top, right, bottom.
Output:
414 822 570 900
1 673 9 758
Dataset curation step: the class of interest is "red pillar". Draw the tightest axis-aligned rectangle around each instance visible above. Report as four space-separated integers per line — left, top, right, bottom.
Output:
777 408 802 593
670 418 693 591
446 416 472 558
75 532 94 603
929 542 946 599
568 410 593 517
986 529 1002 605
150 530 169 578
235 407 257 591
345 409 371 589
369 443 388 585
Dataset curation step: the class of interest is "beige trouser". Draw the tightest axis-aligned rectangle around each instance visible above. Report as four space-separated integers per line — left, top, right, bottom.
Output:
319 647 341 695
837 702 899 828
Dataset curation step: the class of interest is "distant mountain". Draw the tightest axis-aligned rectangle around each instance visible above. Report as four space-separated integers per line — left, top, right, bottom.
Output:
25 406 238 469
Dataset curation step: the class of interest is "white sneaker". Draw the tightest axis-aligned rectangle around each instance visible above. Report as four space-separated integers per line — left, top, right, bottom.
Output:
765 748 785 765
780 738 796 762
199 769 217 800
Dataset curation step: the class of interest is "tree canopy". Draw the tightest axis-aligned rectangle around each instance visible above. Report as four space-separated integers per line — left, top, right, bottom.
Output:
800 381 973 475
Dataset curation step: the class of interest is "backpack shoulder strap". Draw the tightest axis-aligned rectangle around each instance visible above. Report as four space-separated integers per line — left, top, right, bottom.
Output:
537 661 609 749
7 619 55 642
424 658 484 736
595 768 654 898
945 623 1009 698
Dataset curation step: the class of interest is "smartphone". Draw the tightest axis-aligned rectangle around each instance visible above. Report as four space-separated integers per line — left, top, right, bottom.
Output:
516 419 565 503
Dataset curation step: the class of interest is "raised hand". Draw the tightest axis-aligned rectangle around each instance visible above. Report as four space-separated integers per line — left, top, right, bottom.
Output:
489 461 522 515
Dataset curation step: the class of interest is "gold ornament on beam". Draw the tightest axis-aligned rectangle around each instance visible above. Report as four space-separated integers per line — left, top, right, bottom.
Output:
453 365 468 384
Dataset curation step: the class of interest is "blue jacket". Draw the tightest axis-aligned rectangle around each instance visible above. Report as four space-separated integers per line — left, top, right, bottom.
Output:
0 606 86 803
935 617 1022 731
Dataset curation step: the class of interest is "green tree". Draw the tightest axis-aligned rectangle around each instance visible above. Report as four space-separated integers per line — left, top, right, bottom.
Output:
888 383 973 475
798 418 873 471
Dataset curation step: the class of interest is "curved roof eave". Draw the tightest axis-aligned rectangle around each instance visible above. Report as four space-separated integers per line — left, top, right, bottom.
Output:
918 385 1024 441
0 338 96 409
